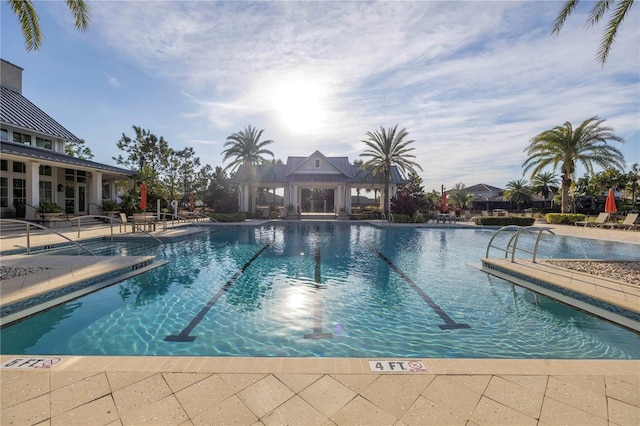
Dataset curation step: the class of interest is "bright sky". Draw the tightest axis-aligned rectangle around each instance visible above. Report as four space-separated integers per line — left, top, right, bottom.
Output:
1 1 638 192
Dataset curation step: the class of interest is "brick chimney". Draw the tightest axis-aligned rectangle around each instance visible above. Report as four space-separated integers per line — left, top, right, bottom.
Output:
0 59 23 94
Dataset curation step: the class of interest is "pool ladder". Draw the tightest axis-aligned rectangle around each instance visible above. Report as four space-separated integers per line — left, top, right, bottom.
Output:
485 225 555 263
380 212 394 224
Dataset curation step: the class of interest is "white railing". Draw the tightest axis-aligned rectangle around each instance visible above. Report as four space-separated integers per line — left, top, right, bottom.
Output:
485 225 555 263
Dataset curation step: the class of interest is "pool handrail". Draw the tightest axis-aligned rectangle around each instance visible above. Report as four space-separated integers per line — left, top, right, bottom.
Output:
0 218 96 255
485 225 555 263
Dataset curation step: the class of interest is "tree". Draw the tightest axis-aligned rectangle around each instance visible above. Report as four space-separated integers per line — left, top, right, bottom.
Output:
221 125 274 213
8 0 90 52
503 179 532 211
114 126 171 178
360 125 422 215
175 147 201 208
531 171 560 208
65 138 93 160
448 182 473 210
522 116 625 213
552 0 636 65
627 163 639 211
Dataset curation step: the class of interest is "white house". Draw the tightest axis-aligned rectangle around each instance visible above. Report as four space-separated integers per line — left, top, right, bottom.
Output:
0 59 133 219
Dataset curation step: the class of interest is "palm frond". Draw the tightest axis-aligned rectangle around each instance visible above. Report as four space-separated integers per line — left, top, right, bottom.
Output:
552 0 580 35
65 0 90 31
596 0 634 64
9 0 41 52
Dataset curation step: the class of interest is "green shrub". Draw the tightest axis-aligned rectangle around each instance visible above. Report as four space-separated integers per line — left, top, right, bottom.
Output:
545 213 586 225
390 213 411 223
208 212 247 222
472 216 535 226
36 202 63 213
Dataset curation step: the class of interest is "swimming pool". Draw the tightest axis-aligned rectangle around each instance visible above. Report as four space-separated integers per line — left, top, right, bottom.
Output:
1 223 638 358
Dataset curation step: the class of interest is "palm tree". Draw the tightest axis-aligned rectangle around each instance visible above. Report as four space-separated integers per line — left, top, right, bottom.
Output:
360 125 422 214
8 0 90 52
221 125 274 213
503 179 532 211
531 171 561 208
552 0 635 65
522 116 625 213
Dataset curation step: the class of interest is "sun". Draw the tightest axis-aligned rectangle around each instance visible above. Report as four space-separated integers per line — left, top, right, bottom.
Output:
269 73 330 134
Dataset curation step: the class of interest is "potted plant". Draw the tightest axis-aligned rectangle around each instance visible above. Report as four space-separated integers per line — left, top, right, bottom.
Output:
286 203 298 220
101 199 120 216
36 202 63 218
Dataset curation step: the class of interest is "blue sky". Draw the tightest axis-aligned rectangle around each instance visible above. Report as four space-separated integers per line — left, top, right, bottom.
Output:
2 1 638 192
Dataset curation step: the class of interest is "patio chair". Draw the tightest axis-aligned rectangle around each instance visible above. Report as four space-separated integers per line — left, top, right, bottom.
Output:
575 212 609 227
603 213 639 230
118 213 131 232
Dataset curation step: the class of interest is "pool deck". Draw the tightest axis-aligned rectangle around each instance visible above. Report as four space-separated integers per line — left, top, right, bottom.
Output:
1 220 638 425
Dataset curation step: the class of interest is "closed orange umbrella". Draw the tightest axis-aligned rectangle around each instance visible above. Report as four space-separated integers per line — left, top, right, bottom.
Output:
189 193 194 211
441 191 449 213
604 188 617 213
139 182 148 211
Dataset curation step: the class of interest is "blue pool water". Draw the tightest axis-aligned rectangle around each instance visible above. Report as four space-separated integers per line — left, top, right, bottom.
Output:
1 223 638 358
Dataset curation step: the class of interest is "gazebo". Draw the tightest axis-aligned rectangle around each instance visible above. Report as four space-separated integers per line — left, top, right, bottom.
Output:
232 151 405 215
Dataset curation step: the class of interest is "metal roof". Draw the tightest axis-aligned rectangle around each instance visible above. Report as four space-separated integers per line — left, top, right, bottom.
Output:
0 86 82 142
1 141 133 177
233 152 405 186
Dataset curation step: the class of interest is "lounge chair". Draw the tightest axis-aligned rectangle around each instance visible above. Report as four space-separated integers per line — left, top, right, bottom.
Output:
604 213 639 230
575 212 609 227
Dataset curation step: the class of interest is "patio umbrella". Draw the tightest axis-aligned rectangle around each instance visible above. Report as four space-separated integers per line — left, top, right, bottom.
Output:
139 182 148 211
189 193 194 211
442 191 449 212
604 188 617 213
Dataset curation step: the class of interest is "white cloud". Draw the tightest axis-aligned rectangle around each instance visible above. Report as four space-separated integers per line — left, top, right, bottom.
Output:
83 1 640 190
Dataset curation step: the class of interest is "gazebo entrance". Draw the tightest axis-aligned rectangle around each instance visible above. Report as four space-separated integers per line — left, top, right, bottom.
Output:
300 188 335 213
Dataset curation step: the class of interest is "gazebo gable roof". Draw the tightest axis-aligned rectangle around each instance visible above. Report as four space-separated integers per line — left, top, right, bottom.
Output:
281 150 354 181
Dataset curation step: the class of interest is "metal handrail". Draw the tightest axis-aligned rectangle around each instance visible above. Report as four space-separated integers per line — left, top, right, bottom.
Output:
0 219 96 255
485 225 554 263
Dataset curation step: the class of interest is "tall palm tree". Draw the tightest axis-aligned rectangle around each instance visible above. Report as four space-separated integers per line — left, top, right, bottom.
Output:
552 0 635 65
221 125 274 213
8 0 90 52
360 125 422 214
531 171 561 208
522 116 625 213
503 179 532 211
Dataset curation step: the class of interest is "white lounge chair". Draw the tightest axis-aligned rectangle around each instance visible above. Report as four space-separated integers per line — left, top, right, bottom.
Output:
575 212 609 227
604 213 639 230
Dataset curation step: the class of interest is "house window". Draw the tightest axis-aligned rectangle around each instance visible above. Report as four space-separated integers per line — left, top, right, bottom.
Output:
0 128 8 141
36 137 53 149
77 170 86 183
1 159 7 171
13 179 26 204
39 165 52 176
13 132 31 145
39 181 53 204
315 159 320 168
13 162 26 173
0 177 8 207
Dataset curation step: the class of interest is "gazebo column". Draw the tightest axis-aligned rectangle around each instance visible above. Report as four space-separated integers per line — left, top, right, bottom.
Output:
238 184 250 212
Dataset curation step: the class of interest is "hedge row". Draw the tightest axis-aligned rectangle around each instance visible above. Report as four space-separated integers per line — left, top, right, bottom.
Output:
472 216 536 226
208 212 247 222
545 213 586 225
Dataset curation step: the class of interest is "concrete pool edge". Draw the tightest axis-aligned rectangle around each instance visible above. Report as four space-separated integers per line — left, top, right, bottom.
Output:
2 355 638 375
481 258 640 332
